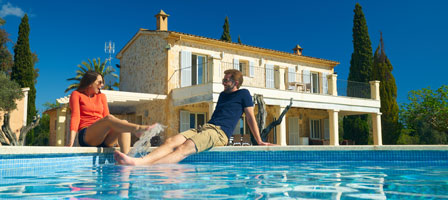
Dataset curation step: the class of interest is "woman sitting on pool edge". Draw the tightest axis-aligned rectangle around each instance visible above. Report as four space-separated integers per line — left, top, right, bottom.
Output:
67 71 155 153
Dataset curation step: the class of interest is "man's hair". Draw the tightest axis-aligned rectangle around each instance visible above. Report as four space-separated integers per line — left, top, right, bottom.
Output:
224 69 243 89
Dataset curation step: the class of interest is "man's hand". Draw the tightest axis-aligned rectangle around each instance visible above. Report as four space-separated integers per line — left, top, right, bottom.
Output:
257 141 277 146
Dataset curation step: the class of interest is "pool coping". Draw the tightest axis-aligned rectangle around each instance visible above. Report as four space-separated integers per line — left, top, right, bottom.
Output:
1 145 447 155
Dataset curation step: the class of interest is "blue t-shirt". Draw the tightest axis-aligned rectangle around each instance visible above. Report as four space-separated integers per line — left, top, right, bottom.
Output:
208 89 254 138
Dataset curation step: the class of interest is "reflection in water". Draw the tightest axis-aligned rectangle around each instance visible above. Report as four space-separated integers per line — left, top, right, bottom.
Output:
0 161 447 199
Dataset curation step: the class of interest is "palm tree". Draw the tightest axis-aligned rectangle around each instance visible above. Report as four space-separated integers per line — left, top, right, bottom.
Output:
65 58 118 93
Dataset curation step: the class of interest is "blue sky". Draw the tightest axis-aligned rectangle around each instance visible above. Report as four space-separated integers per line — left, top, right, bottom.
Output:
1 0 447 113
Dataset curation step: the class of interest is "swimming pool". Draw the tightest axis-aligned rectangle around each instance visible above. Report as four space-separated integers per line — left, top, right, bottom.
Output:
1 146 447 199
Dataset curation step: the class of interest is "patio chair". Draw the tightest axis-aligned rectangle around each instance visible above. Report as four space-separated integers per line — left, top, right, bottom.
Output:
232 134 242 146
228 136 234 146
242 134 252 146
309 139 323 145
340 140 355 145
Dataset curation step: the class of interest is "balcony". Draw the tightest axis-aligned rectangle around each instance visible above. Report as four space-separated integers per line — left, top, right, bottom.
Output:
172 60 380 111
219 61 372 99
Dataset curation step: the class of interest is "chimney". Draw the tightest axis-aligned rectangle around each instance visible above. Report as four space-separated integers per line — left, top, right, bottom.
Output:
293 44 303 56
155 10 169 31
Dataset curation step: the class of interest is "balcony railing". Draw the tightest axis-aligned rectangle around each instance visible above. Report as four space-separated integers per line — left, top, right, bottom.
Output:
337 79 371 99
173 60 372 99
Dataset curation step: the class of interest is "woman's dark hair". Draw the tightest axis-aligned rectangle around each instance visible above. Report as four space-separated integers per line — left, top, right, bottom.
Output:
77 71 103 92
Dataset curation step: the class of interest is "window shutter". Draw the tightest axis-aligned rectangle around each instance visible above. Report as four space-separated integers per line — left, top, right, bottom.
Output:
288 67 296 90
249 61 255 77
303 69 310 92
323 72 328 94
180 110 190 132
303 70 310 84
288 117 299 145
181 50 192 87
265 64 274 88
233 58 239 70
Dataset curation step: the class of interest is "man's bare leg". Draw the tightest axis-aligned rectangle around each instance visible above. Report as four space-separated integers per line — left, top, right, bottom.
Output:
114 134 188 165
152 140 197 164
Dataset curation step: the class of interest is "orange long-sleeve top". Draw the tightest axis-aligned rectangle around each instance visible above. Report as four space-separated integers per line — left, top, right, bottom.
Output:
69 90 110 132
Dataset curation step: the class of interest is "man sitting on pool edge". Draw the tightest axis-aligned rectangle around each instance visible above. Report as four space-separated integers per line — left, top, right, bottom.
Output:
114 69 275 165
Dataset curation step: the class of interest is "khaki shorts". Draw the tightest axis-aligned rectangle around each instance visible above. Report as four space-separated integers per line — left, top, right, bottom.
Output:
180 123 228 153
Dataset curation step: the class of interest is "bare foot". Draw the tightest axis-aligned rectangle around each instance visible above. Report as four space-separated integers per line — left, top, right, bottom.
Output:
114 150 139 165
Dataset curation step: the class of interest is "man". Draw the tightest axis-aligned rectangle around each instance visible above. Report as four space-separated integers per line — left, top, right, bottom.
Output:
114 69 274 165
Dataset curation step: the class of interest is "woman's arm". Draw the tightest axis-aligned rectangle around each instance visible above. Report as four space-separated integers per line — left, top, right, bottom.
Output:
66 130 77 147
68 91 81 147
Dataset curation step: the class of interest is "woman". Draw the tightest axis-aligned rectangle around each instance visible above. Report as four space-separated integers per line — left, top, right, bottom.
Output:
67 71 153 153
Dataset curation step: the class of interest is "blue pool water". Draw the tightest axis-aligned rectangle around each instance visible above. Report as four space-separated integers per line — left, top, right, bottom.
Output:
1 158 447 199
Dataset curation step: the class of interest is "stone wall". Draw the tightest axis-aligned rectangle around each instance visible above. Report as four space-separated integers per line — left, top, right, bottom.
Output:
120 33 169 94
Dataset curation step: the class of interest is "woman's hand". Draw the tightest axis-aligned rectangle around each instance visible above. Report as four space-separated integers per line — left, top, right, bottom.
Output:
66 130 77 147
135 123 158 138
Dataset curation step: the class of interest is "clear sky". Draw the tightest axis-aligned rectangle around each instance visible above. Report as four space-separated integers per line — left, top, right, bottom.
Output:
1 0 447 114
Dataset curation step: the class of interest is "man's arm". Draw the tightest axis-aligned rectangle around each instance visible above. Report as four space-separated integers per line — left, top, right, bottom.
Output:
244 106 275 146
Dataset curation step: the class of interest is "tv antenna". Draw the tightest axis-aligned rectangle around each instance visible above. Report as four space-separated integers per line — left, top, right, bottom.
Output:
105 41 115 67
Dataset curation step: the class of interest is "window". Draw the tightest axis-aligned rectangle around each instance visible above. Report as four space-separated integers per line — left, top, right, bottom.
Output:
233 58 254 77
311 72 320 93
233 116 250 135
181 51 208 87
266 64 274 88
190 112 206 129
303 70 320 93
310 119 321 139
192 54 207 85
287 66 297 90
179 110 206 132
239 60 249 76
265 65 280 89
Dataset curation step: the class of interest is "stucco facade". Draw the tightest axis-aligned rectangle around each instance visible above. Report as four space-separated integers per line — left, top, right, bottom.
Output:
112 11 382 146
0 88 29 146
49 10 382 146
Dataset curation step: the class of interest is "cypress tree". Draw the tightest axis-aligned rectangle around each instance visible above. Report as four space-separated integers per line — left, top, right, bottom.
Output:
11 14 36 135
0 18 13 74
343 3 373 145
371 32 400 144
220 16 231 42
238 35 242 44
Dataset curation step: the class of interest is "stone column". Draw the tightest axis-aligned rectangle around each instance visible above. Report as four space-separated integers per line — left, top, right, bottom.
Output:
327 74 338 96
278 67 285 90
372 112 383 145
328 109 339 146
370 81 380 100
208 102 216 120
56 107 67 146
212 57 222 82
276 106 287 146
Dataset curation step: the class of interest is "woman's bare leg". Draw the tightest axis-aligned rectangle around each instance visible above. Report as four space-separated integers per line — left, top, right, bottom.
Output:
115 134 189 165
84 115 147 147
103 130 131 154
